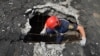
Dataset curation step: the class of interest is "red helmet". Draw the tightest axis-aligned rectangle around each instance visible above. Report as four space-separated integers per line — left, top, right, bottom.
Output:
46 16 60 29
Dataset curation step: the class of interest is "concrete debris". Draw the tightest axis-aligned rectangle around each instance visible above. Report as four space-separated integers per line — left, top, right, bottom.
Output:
33 42 65 56
21 19 31 35
33 2 79 21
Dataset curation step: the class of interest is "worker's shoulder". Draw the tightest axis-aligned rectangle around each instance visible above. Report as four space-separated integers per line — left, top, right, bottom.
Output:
59 18 69 22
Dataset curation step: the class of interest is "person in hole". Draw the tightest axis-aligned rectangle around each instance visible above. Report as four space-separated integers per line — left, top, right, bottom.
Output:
40 16 86 46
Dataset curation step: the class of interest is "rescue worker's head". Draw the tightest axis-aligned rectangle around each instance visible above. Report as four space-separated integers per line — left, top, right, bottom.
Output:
46 16 60 29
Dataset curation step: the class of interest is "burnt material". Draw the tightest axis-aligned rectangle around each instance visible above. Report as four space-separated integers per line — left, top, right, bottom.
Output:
29 13 49 33
24 13 52 42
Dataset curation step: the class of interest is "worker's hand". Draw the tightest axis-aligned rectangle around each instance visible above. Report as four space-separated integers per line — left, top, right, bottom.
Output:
80 37 86 46
40 27 46 35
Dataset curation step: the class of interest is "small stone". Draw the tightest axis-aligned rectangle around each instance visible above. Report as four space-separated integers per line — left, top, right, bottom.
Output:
8 2 13 5
96 42 99 45
18 23 21 27
29 42 33 45
7 27 10 30
71 52 74 55
21 55 24 56
91 51 95 55
2 30 5 32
